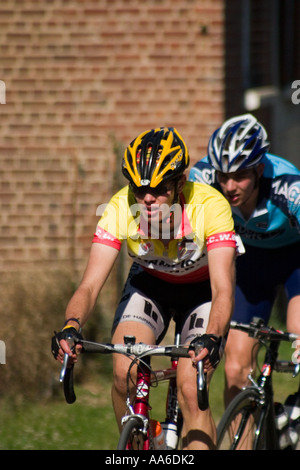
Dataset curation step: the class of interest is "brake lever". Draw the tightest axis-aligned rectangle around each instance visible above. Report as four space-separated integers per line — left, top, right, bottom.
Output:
196 357 209 411
59 352 69 382
59 334 74 383
197 360 206 390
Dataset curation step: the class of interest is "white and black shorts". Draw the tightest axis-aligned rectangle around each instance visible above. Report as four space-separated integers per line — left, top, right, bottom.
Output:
112 263 213 345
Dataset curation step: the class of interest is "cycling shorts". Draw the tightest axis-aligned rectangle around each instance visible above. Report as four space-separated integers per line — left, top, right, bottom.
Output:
233 241 300 323
112 262 213 345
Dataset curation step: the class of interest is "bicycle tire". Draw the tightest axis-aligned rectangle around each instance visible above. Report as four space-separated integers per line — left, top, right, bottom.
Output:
217 388 266 450
117 416 148 450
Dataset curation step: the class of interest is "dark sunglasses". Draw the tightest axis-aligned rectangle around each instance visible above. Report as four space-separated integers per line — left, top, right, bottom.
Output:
130 181 175 198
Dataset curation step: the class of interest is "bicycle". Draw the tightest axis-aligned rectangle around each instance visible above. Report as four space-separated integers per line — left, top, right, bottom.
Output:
216 317 300 450
59 326 209 450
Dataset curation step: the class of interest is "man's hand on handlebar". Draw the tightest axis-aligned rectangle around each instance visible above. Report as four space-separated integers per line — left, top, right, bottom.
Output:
188 334 223 373
51 327 83 364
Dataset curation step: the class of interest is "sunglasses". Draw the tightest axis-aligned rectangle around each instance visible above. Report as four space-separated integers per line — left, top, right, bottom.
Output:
130 181 175 198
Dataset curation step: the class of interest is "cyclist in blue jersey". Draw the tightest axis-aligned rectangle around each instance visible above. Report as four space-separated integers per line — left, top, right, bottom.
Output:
189 114 300 405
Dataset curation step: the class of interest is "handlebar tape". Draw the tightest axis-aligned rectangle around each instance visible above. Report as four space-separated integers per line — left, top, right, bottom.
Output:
64 365 76 404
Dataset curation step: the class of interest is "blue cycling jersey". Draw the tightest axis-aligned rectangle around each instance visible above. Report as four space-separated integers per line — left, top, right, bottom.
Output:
189 153 300 249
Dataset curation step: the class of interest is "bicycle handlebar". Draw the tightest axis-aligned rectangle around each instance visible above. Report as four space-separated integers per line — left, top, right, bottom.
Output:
59 338 208 408
230 318 299 342
79 339 191 358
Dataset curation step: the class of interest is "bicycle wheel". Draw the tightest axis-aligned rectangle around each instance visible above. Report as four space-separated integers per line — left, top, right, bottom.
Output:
117 416 148 450
217 388 267 450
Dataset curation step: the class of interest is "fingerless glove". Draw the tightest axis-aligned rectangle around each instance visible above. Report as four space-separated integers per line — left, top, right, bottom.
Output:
51 327 83 359
189 334 223 368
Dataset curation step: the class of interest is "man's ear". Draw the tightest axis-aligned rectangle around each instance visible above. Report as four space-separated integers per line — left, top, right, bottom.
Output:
257 162 265 178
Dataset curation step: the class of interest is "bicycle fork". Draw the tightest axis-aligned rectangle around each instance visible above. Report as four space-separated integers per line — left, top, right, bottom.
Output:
246 342 280 449
122 359 152 450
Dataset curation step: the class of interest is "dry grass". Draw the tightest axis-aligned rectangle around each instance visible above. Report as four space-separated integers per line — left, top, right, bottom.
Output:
0 270 79 401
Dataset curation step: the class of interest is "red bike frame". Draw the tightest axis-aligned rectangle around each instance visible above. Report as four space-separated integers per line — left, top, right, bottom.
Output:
129 351 180 450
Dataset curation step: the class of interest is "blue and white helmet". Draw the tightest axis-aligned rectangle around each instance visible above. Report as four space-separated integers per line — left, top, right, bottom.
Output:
207 114 270 173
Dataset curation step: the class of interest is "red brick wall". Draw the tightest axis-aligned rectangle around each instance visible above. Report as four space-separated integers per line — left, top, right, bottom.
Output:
0 0 225 275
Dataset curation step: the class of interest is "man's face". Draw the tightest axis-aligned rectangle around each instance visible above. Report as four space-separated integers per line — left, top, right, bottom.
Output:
132 180 176 221
216 168 259 208
132 175 186 217
131 175 186 238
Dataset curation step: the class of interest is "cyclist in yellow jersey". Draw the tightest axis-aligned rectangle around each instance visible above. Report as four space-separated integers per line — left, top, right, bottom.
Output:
52 127 239 450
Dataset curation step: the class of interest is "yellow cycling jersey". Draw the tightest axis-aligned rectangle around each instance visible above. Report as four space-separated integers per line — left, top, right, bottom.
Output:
93 181 237 283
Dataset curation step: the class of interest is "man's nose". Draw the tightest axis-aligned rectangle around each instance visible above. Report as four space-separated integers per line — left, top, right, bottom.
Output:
143 192 156 204
224 178 236 192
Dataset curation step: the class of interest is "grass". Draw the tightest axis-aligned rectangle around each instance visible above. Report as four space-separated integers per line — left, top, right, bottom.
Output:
0 373 119 450
0 316 298 450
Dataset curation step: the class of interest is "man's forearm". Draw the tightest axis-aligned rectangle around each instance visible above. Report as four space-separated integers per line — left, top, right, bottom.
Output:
64 284 97 329
206 292 234 337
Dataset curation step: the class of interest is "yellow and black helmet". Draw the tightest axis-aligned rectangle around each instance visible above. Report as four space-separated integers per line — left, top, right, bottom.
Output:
122 127 189 187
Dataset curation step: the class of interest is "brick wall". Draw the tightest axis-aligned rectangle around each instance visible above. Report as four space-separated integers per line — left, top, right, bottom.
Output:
0 0 225 276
